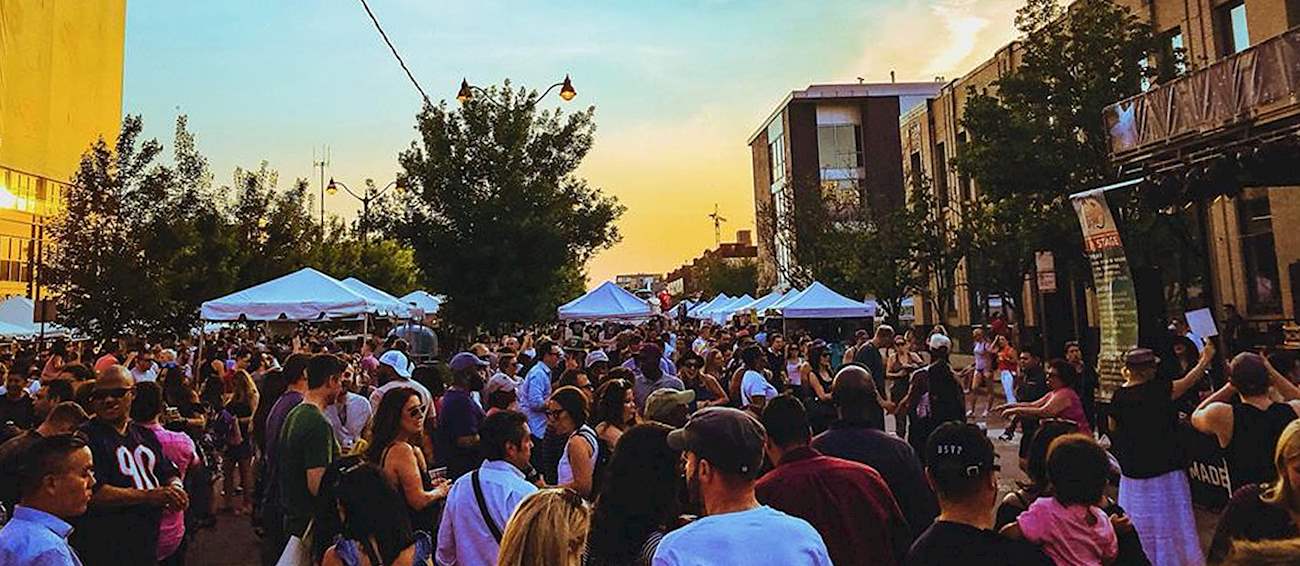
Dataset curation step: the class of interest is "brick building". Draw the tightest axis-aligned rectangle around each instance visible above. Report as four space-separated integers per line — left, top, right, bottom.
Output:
749 82 943 291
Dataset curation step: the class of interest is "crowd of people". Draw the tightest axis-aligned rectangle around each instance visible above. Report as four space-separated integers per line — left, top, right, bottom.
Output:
0 313 1299 565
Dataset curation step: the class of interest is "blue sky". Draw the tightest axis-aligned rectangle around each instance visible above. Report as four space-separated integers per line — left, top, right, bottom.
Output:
123 0 1020 285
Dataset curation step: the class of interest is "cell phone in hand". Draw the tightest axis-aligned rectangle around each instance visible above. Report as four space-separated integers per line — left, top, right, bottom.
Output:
429 467 448 480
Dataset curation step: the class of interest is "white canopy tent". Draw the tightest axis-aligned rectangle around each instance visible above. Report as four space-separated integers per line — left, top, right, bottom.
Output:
200 267 383 321
710 294 754 324
399 290 443 315
775 282 874 319
688 294 731 319
557 281 654 321
734 289 785 318
0 296 71 338
340 277 412 319
762 288 804 316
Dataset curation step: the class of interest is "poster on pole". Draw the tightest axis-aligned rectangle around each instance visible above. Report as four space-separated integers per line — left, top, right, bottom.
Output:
1071 181 1141 402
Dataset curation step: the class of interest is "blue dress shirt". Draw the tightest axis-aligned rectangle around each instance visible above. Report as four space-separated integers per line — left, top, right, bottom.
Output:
0 505 83 565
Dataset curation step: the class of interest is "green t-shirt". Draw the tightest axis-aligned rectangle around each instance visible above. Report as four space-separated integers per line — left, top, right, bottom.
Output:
277 402 339 536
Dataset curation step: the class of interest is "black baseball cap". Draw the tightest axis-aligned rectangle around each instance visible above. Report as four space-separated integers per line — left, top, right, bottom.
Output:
926 422 998 479
667 407 766 479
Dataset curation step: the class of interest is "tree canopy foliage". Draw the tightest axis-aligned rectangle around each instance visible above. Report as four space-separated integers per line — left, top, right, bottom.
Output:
47 115 421 338
390 83 624 332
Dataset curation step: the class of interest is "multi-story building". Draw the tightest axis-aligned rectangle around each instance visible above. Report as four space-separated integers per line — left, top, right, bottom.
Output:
0 1 127 298
749 82 944 291
1104 0 1300 342
901 0 1300 351
664 230 759 297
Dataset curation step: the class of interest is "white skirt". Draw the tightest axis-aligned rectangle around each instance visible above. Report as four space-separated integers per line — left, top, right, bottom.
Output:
1118 470 1205 566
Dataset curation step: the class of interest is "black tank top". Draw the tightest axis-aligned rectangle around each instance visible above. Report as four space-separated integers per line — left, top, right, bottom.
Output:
1228 402 1298 489
382 443 439 531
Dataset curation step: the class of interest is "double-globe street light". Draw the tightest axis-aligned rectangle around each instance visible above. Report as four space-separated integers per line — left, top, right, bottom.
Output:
456 74 577 107
326 177 403 243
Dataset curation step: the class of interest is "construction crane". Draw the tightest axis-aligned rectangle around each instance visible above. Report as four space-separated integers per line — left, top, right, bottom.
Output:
708 204 727 246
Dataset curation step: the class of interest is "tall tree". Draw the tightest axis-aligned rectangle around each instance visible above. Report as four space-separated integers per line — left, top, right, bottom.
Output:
393 83 624 331
953 0 1158 326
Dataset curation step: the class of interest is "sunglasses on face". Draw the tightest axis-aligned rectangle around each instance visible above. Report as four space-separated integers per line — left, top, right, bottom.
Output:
91 387 132 401
684 363 701 370
545 408 566 418
406 404 426 419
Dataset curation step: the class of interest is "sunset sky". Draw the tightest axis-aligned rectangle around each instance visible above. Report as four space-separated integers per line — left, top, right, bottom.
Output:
123 0 1023 289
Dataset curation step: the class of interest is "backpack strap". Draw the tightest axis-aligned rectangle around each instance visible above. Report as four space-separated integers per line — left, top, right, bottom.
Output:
472 469 503 543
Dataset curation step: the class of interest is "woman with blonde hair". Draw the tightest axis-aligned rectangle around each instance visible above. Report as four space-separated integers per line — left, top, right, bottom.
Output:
497 488 591 566
1209 419 1300 563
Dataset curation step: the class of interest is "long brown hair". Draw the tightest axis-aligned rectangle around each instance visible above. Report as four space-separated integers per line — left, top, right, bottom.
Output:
365 387 421 464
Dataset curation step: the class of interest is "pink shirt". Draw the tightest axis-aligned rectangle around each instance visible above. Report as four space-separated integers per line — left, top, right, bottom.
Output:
143 422 199 560
1018 497 1117 566
1049 388 1092 436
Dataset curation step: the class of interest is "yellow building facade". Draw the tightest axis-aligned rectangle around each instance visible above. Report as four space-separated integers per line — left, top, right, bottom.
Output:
0 0 126 298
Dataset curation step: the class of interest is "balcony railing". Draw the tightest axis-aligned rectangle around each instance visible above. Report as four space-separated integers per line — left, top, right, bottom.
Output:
1104 26 1300 158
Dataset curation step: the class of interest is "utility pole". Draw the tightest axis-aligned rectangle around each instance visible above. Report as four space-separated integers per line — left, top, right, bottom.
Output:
708 204 727 247
312 146 330 227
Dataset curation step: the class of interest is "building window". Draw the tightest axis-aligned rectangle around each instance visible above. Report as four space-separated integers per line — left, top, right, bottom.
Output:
934 142 949 208
1238 188 1282 314
956 132 972 201
1160 28 1186 78
817 124 863 174
1217 0 1250 56
767 118 786 188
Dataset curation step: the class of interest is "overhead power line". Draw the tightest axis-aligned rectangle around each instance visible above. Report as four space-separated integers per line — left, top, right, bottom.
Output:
357 0 431 105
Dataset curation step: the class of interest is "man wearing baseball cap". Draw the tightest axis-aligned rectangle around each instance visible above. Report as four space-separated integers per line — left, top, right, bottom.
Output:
654 407 831 566
584 349 611 384
893 334 966 461
368 349 432 413
644 388 695 428
906 422 1050 565
437 352 491 479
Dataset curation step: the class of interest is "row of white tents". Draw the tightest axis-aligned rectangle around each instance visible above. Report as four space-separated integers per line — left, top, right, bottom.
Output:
687 282 876 323
200 267 441 322
555 280 878 323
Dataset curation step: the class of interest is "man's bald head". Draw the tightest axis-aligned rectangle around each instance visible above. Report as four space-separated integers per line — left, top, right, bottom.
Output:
831 365 878 420
95 365 134 390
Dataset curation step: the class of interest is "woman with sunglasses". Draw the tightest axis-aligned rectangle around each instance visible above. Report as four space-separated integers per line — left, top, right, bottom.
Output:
364 388 450 532
798 341 838 434
546 386 600 499
592 378 638 447
678 352 727 411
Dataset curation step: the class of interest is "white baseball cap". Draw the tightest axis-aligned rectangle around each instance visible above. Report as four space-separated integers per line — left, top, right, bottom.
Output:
378 350 412 378
928 333 952 351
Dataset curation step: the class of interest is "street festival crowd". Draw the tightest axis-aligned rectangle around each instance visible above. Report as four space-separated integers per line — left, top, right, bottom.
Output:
4 313 1300 565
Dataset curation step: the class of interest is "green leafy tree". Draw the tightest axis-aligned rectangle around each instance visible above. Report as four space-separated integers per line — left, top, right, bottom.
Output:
392 83 624 331
910 174 973 323
694 256 758 298
50 115 424 339
953 0 1158 326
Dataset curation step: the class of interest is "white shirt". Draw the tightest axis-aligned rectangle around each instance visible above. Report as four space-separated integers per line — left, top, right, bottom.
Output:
130 364 159 383
436 459 538 566
692 337 709 356
369 378 434 418
740 370 777 407
324 392 372 452
652 505 831 566
557 425 598 486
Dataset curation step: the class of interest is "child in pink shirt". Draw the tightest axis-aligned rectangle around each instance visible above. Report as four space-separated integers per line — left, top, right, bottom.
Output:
1005 434 1118 566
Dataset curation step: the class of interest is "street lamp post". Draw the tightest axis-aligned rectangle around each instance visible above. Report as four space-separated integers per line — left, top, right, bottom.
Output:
326 177 403 242
456 75 577 108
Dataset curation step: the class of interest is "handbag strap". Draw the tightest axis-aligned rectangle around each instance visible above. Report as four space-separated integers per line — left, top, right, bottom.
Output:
472 469 503 543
